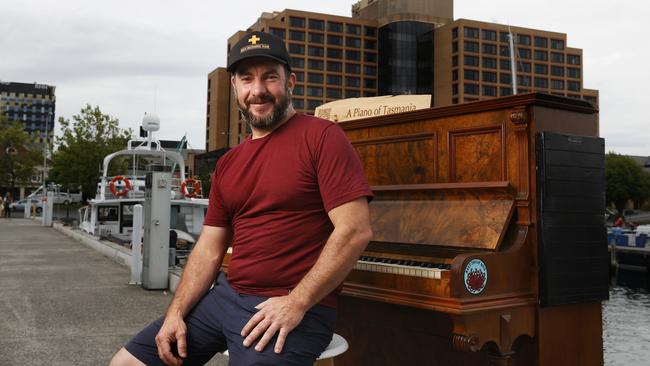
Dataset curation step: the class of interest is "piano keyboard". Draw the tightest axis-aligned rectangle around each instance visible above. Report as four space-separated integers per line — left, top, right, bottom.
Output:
355 256 451 279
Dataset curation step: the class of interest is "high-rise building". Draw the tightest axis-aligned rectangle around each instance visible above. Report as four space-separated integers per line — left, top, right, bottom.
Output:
205 0 597 151
0 81 56 144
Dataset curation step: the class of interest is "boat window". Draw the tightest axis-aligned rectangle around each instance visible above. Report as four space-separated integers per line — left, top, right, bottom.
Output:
99 206 119 221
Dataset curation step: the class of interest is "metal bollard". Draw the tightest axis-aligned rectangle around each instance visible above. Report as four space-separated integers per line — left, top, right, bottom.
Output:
130 204 143 285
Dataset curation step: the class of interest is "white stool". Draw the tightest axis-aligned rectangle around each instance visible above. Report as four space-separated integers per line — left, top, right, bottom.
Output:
220 333 348 365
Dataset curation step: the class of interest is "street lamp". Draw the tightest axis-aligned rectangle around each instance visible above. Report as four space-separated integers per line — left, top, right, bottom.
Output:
42 111 52 195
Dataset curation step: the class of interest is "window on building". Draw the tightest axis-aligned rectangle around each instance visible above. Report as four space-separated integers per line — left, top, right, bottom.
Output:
326 47 344 60
551 65 564 77
452 41 458 53
346 63 361 74
464 55 479 66
346 37 362 48
294 71 304 82
346 50 361 61
517 62 531 73
534 77 548 88
500 73 511 84
567 54 581 65
364 39 377 49
517 34 531 45
308 59 324 70
464 27 479 38
364 91 376 97
288 44 305 55
293 99 305 109
534 50 548 61
567 81 580 92
290 57 305 69
307 86 323 97
452 27 458 39
464 69 479 81
364 52 377 63
500 45 510 57
464 41 479 52
364 78 376 89
453 55 458 67
345 89 360 98
483 43 497 55
346 77 360 87
518 48 531 59
551 79 564 90
567 67 581 78
365 26 377 37
308 19 324 30
308 46 324 57
326 88 342 99
327 62 343 73
307 99 322 110
328 22 343 33
518 75 532 86
308 73 323 83
482 57 497 69
308 32 324 44
551 52 564 63
289 16 305 28
327 34 343 45
364 65 376 76
500 59 511 70
500 31 510 42
452 83 459 95
535 63 548 75
534 37 548 48
346 24 361 35
483 71 497 83
293 85 304 95
452 70 458 81
270 28 285 39
551 39 565 50
500 87 513 96
482 29 497 41
483 86 497 96
464 83 479 95
326 74 342 85
289 30 305 41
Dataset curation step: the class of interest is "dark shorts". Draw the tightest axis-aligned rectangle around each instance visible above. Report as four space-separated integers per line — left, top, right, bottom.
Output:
125 272 336 366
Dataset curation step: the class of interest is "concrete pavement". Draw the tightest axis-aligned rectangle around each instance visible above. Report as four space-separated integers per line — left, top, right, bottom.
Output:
0 218 227 365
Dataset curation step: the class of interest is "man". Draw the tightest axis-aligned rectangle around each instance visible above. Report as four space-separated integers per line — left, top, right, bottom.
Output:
110 31 373 366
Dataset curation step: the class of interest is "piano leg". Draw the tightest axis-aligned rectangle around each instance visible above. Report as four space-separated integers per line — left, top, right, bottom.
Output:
486 351 515 366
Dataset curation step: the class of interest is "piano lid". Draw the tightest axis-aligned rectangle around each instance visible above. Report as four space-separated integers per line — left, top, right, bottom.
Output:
369 182 515 251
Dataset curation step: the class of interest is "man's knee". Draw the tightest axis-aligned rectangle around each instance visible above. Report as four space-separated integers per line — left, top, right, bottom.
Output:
109 347 146 366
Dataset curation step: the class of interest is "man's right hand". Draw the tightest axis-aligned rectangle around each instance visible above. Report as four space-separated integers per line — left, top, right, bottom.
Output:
155 315 187 366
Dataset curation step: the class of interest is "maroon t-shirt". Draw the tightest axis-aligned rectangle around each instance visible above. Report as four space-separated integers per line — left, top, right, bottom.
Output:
204 113 373 307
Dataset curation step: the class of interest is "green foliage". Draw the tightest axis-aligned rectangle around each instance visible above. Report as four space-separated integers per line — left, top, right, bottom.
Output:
0 116 41 188
50 105 132 199
605 152 650 213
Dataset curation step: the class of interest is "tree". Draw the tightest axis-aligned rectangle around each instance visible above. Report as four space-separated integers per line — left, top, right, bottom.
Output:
0 116 41 190
50 105 132 200
605 152 650 213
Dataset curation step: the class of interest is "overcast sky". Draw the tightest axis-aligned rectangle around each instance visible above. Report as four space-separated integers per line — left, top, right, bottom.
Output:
2 0 648 155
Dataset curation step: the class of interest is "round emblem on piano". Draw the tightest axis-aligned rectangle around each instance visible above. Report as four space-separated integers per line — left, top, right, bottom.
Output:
464 259 488 295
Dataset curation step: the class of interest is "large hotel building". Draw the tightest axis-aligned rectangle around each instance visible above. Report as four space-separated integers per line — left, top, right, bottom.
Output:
206 0 598 151
0 81 56 145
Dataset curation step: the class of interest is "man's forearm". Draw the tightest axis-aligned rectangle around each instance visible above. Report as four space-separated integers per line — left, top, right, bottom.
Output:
289 223 372 310
166 228 230 318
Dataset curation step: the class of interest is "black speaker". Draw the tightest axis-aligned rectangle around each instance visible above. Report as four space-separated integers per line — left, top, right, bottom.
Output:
536 132 608 307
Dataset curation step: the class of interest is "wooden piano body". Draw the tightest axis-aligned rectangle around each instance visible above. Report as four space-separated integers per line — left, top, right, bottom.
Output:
335 93 607 366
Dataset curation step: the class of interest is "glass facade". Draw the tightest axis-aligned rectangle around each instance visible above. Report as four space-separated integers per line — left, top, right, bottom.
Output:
378 21 434 95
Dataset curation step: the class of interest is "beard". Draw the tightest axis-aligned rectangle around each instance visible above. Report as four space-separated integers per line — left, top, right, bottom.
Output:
237 85 292 131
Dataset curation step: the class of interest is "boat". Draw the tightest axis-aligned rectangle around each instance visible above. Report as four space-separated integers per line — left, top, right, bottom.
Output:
78 113 208 258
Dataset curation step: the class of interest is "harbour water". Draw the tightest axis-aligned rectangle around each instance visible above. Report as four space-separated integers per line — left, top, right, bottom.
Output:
603 270 650 366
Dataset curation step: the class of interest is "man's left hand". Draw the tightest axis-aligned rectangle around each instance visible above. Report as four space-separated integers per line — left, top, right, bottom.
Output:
241 295 306 353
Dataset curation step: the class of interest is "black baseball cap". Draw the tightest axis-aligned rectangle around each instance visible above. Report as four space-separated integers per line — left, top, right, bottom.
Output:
227 31 291 73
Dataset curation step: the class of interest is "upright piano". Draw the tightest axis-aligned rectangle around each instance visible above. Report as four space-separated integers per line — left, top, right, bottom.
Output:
335 93 608 366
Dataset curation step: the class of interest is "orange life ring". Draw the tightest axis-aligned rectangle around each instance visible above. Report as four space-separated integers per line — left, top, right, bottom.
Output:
109 176 131 197
181 178 201 198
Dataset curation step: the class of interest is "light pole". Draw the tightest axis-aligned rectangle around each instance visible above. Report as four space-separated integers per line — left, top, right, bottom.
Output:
42 111 52 195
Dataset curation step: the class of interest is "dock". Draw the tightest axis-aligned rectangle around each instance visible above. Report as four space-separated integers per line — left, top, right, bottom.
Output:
0 218 226 365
